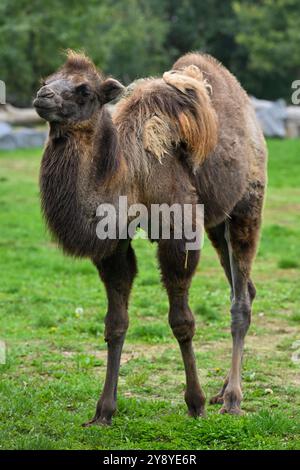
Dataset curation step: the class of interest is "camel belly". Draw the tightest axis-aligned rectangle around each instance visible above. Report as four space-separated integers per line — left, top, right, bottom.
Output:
195 145 249 228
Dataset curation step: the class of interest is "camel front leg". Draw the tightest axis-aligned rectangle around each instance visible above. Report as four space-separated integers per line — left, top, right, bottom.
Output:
158 240 205 417
83 242 137 426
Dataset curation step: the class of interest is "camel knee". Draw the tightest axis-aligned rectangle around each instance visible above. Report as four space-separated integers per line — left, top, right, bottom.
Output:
230 301 251 338
104 311 129 342
169 311 195 343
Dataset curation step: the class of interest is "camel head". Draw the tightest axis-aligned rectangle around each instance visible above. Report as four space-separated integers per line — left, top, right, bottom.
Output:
34 50 124 125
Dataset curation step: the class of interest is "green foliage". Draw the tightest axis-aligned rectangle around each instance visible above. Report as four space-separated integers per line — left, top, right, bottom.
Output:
0 0 299 105
234 0 300 100
0 0 168 105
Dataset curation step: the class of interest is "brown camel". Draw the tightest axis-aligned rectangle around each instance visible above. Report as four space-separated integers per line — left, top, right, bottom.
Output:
34 50 267 426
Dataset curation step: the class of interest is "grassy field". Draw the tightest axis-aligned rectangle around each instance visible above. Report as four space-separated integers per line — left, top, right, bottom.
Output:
0 140 299 450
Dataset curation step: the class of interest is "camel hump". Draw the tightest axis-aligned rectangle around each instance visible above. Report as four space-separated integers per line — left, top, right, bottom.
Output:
114 71 218 172
162 66 218 168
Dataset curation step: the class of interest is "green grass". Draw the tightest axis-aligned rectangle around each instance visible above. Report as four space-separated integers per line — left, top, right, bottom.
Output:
0 140 300 450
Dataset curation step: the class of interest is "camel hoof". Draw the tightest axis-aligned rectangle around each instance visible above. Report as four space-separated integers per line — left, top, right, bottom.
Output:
209 395 224 405
185 391 206 418
82 416 112 427
219 406 244 416
188 407 206 418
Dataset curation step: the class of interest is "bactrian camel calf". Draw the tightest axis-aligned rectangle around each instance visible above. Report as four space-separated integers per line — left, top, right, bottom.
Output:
34 51 267 425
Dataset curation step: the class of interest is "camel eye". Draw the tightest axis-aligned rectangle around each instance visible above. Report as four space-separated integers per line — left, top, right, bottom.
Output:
75 84 91 97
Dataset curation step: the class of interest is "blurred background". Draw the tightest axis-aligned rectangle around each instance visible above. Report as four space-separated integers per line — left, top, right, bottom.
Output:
1 0 300 106
1 0 300 146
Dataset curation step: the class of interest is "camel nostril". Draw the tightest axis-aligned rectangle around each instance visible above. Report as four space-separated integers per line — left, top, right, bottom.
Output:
37 86 55 99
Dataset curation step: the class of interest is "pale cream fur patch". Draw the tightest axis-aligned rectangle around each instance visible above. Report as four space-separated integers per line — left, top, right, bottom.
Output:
142 115 174 162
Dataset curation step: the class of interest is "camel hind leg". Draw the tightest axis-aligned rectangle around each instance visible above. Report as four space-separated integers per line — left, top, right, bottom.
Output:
207 222 255 406
207 188 263 414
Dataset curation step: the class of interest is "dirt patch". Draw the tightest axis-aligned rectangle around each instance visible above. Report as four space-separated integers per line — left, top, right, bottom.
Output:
87 343 171 365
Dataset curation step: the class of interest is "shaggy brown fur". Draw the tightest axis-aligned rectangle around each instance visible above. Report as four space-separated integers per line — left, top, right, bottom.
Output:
114 70 218 178
35 51 267 425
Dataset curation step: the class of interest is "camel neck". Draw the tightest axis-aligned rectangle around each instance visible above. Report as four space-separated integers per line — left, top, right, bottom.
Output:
39 112 123 258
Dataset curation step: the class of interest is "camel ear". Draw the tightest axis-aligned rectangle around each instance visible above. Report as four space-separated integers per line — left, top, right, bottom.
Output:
99 79 125 104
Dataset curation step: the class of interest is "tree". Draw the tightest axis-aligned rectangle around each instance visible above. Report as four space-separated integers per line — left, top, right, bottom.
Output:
234 0 300 100
0 0 299 106
0 0 168 106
